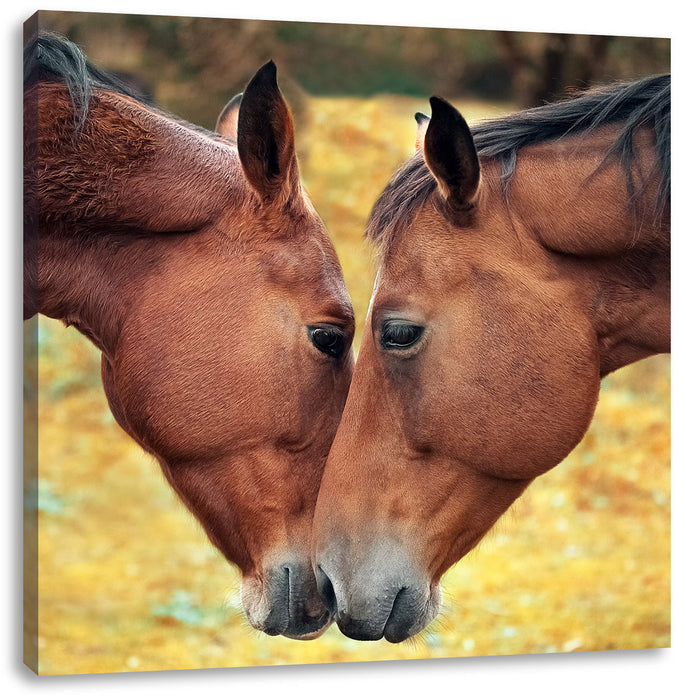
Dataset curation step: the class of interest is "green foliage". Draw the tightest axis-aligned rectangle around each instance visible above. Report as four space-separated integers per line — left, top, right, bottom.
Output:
24 479 65 515
152 591 205 626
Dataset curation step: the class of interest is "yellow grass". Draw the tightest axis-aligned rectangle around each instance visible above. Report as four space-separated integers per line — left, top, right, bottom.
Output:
29 95 670 674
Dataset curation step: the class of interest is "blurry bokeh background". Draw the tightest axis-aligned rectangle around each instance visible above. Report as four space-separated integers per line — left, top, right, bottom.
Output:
24 11 670 674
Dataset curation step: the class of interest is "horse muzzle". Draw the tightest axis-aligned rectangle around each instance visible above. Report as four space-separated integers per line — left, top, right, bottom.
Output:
241 559 332 639
314 539 441 643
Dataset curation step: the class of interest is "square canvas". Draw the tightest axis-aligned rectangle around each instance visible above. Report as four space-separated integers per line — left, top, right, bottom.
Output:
23 9 670 676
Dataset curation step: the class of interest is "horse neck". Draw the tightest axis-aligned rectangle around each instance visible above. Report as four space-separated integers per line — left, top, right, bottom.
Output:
504 127 670 376
37 231 167 359
31 85 245 231
560 238 670 376
27 83 249 356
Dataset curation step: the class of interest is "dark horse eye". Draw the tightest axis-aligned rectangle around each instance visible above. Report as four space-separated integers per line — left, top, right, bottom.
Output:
381 321 424 350
308 326 346 358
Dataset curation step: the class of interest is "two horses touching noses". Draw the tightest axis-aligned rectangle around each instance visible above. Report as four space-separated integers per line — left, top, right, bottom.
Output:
25 33 669 646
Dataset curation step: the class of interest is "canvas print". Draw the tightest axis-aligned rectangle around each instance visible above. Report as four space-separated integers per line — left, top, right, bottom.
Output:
23 10 670 675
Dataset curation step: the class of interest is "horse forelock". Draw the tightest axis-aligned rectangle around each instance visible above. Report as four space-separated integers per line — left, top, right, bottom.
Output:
365 151 437 257
367 74 671 256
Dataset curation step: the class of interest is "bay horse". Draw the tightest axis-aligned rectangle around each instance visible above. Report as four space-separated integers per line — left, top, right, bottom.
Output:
312 75 670 642
24 33 355 639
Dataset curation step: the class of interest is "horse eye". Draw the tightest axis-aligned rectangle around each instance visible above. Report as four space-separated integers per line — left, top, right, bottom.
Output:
308 326 346 358
381 321 424 350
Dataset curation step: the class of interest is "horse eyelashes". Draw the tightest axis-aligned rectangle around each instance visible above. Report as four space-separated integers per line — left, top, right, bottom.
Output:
380 321 424 349
308 326 346 358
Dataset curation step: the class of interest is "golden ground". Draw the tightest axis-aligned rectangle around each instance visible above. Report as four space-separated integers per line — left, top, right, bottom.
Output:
28 95 670 674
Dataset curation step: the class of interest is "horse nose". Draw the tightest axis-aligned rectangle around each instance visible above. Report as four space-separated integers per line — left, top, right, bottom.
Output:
315 543 441 643
315 564 338 617
241 560 331 640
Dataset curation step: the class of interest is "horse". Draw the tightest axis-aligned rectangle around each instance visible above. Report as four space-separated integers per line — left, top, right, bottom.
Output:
312 75 670 642
23 32 355 640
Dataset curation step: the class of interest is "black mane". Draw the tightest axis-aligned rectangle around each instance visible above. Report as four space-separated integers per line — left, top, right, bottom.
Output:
367 74 671 250
23 32 151 129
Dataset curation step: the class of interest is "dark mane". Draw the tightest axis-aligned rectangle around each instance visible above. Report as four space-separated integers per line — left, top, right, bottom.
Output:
367 74 671 251
23 32 151 130
23 32 221 141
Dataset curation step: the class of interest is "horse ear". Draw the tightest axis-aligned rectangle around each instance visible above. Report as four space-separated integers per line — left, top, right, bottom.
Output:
414 112 429 151
216 92 242 139
237 61 299 205
424 96 480 209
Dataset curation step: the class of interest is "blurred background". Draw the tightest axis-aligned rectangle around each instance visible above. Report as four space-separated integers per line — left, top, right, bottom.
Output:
24 11 670 675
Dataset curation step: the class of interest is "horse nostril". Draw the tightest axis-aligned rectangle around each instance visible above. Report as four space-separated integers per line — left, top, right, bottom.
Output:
316 565 338 617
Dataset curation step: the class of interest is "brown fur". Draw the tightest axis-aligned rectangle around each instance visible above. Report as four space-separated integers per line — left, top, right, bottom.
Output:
25 60 354 640
312 96 669 643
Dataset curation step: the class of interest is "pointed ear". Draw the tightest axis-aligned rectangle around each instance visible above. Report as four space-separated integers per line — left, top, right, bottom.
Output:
424 96 480 209
414 112 429 151
215 92 242 139
237 61 299 205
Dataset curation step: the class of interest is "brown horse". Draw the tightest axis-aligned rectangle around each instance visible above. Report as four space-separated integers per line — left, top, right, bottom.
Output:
312 75 670 642
24 33 355 639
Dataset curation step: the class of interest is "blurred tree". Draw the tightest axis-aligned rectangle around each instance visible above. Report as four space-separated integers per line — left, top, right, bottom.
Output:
498 33 613 106
36 12 669 121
